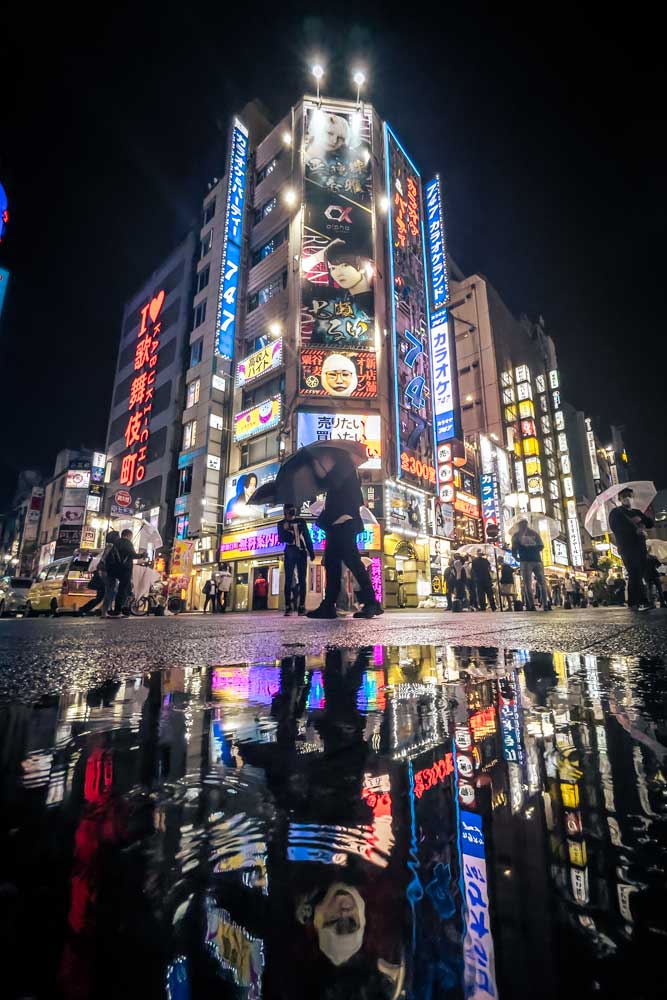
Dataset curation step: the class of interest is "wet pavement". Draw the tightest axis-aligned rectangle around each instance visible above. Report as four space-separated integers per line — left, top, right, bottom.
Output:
1 629 666 999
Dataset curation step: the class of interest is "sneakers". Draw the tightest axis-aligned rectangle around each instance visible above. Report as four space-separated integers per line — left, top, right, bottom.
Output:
297 606 306 616
636 604 652 612
306 604 338 620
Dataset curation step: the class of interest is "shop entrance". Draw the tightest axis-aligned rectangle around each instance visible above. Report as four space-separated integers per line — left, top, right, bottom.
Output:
250 564 280 611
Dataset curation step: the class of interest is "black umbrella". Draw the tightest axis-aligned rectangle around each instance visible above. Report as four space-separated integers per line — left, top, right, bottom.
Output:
248 440 368 509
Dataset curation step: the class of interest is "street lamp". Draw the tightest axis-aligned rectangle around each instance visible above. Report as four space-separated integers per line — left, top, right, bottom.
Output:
269 321 282 338
311 63 324 102
281 130 292 146
283 187 297 207
353 69 366 105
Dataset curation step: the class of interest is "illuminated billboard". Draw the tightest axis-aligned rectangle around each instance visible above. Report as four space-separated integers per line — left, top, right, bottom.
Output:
299 348 377 398
424 175 457 443
233 396 282 442
384 125 436 493
216 117 249 360
236 339 282 388
297 411 381 468
223 460 281 526
301 103 376 364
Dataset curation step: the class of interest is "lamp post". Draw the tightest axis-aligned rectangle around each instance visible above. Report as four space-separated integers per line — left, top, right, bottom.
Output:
353 70 366 106
311 64 324 103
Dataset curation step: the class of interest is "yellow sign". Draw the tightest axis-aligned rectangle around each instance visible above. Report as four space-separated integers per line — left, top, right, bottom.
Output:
236 339 282 388
560 782 580 809
234 395 282 442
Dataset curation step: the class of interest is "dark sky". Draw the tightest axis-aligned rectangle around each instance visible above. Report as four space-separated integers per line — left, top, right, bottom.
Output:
1 3 665 508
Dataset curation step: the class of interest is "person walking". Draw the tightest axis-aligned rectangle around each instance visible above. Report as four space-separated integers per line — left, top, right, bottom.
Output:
563 573 576 609
278 503 315 616
608 487 654 611
217 564 233 612
307 453 381 620
471 549 497 611
79 542 113 616
253 572 269 610
93 530 122 618
465 557 479 611
511 519 551 612
202 576 216 613
443 559 455 611
110 529 145 617
451 555 468 610
499 561 515 611
646 553 666 608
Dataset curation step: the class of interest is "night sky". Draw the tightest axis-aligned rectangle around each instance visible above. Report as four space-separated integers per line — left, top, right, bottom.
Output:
1 4 664 508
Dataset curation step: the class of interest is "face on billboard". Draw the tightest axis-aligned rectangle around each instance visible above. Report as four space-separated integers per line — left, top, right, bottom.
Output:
300 349 377 398
297 411 381 468
223 461 281 526
302 105 375 354
385 127 436 494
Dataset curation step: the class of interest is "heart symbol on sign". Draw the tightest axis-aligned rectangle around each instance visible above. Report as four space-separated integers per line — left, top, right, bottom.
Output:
149 290 165 323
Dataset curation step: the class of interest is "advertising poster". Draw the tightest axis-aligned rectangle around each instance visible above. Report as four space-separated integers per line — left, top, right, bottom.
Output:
297 411 381 468
236 339 282 388
65 469 91 490
299 348 377 398
385 482 427 536
301 104 375 356
233 396 282 442
385 126 437 493
223 460 282 526
172 540 195 577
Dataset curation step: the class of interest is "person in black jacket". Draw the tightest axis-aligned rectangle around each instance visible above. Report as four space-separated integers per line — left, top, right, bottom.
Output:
471 550 496 611
111 530 145 616
306 454 381 620
511 520 551 611
608 488 654 610
278 504 315 616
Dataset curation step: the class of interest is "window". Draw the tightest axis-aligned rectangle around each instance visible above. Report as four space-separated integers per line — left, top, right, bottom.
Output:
247 432 279 465
176 514 189 540
459 365 471 375
178 465 193 496
196 265 210 293
256 153 281 184
254 196 277 225
192 301 207 329
209 413 223 431
202 199 216 226
183 420 197 450
247 270 287 313
190 339 203 366
186 379 200 408
199 229 213 259
251 225 289 267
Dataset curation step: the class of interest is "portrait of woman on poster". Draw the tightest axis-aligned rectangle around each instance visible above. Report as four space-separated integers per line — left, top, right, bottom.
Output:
304 111 372 201
309 240 374 348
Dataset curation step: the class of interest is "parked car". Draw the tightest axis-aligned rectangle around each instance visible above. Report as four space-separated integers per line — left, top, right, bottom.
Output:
0 576 34 616
25 554 98 616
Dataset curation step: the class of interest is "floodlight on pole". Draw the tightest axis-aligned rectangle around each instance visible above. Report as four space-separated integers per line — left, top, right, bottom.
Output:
312 64 324 102
353 69 366 105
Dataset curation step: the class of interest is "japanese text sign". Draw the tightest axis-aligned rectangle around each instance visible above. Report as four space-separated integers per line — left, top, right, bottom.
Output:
297 411 381 468
216 118 249 360
119 289 165 488
300 348 377 398
236 339 282 388
460 810 498 1000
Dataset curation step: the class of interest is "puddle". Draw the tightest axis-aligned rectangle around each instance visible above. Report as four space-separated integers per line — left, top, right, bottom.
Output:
0 646 666 999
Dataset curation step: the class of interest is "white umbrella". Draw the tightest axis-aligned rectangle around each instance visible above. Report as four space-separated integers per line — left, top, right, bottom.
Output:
111 516 163 551
647 538 667 562
584 481 656 538
506 513 561 538
455 543 504 559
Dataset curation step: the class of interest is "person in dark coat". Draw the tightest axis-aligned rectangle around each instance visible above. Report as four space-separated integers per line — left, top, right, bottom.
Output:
278 504 315 616
646 553 666 608
471 549 497 611
608 487 654 611
307 454 381 620
511 520 551 611
111 530 145 616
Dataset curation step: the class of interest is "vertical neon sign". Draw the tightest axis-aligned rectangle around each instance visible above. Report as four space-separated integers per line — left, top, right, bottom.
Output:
216 117 249 360
425 175 456 443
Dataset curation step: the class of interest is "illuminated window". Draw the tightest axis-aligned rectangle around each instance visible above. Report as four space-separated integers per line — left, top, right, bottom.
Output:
209 413 223 431
540 395 549 413
247 269 288 313
178 465 193 496
256 154 281 185
190 339 203 367
515 364 530 383
563 476 574 497
517 382 533 401
202 199 216 226
549 479 560 499
523 437 540 456
525 457 542 476
502 386 516 404
518 399 535 419
529 497 546 513
543 436 554 456
251 224 289 267
254 196 277 225
560 453 571 475
515 461 526 491
552 389 561 409
558 432 568 453
504 405 518 423
541 415 551 434
547 457 557 477
521 419 537 438
554 410 565 431
199 229 213 259
549 370 559 389
527 475 543 495
183 420 197 450
186 379 200 408
501 370 513 387
536 374 546 393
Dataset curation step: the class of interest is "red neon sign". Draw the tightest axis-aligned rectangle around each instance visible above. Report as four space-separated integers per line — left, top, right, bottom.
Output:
400 452 437 486
413 753 454 799
469 705 496 740
119 291 165 487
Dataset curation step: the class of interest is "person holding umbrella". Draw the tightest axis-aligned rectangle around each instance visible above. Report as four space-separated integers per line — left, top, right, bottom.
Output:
608 487 654 611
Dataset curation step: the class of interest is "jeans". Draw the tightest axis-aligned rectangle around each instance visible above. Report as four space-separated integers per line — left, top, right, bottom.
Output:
475 578 496 611
619 545 648 607
323 521 375 607
520 560 549 610
284 548 307 608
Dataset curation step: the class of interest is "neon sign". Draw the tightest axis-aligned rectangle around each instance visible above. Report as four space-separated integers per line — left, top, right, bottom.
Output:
119 290 165 487
413 753 454 798
0 267 9 323
460 810 498 999
233 396 282 442
0 180 8 242
236 339 282 388
216 117 249 360
425 175 456 443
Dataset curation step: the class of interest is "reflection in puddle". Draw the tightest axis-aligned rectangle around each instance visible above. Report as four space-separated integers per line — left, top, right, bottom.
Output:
1 646 666 998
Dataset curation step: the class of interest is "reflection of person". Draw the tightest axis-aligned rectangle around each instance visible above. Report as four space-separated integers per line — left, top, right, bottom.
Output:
312 883 366 966
278 504 314 616
225 473 258 522
511 520 551 612
608 487 654 611
321 353 358 397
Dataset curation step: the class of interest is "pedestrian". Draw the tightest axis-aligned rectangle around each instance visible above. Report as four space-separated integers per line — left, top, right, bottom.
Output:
110 529 145 617
646 553 666 608
202 576 216 613
278 503 315 616
443 559 455 611
79 547 109 616
499 561 515 611
660 572 667 607
452 555 468 610
471 549 497 611
551 580 562 607
397 571 407 609
608 487 654 612
563 573 576 609
511 519 551 612
465 557 479 610
307 453 381 619
218 564 233 612
573 578 582 607
253 572 269 610
94 530 121 618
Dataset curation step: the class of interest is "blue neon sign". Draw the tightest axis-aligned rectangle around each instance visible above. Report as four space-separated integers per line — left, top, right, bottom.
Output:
424 175 448 311
0 267 9 322
424 175 455 443
216 118 249 360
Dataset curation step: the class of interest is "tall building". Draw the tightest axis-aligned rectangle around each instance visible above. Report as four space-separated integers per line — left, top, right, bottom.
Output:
36 447 97 570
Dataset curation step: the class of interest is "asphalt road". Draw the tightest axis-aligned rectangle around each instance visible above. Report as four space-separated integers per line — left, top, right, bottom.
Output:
1 606 667 703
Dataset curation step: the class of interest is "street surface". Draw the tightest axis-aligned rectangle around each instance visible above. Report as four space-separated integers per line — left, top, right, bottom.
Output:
1 607 666 998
